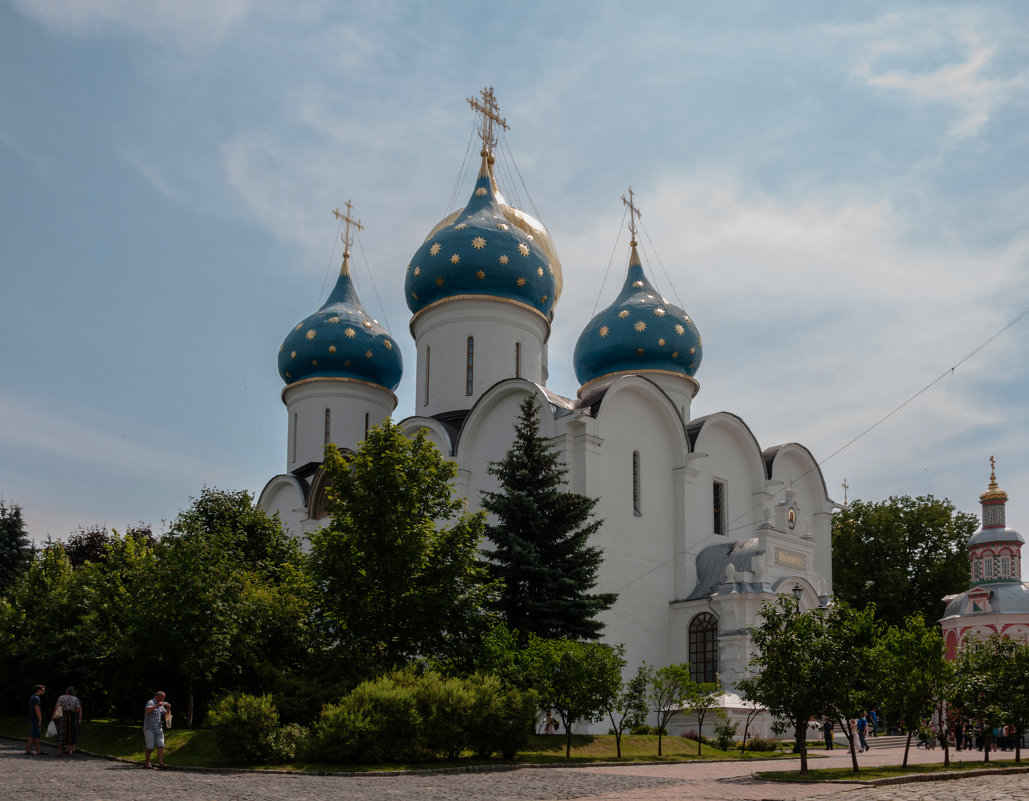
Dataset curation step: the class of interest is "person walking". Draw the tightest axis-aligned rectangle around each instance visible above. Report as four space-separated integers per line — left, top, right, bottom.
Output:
54 687 82 756
142 691 171 769
25 684 48 755
822 717 834 750
856 712 870 752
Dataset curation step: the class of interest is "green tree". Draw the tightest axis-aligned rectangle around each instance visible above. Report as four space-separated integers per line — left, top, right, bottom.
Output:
0 500 32 595
606 662 652 758
522 636 624 757
737 595 825 775
684 679 722 756
648 662 693 756
832 496 977 627
868 612 951 767
309 422 494 677
482 396 615 642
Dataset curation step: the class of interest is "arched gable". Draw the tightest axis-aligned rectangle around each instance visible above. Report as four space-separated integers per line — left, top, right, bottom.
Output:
689 412 768 495
396 415 455 456
590 375 690 460
257 473 309 540
763 443 832 504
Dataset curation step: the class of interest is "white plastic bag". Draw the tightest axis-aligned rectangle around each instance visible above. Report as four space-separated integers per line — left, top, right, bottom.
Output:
46 720 57 738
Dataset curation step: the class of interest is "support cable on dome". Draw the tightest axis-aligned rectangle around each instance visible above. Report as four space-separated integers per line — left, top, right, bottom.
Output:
318 213 345 305
591 205 628 318
638 217 688 313
498 127 546 229
446 122 479 216
606 300 1029 597
353 228 393 335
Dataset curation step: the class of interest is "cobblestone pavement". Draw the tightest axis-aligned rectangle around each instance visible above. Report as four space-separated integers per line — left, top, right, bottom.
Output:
2 739 1027 801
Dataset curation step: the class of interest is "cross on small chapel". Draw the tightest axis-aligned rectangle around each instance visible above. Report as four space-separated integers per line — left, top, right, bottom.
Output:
841 478 849 505
332 201 364 273
622 186 642 244
989 454 998 489
467 87 508 154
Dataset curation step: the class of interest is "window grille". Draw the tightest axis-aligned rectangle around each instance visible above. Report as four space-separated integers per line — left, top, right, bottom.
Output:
689 613 719 683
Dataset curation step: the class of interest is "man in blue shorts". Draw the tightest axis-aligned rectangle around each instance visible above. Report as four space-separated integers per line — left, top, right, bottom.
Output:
143 691 171 768
25 684 47 755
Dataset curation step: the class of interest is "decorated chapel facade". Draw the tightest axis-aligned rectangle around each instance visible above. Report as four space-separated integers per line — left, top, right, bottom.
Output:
259 90 836 696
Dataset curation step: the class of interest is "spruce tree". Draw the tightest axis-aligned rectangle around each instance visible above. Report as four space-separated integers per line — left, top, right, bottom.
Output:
482 396 616 641
0 500 32 595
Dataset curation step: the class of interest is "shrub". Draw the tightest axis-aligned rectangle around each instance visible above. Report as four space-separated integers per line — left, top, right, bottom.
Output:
207 693 283 764
739 736 780 751
713 711 739 751
414 672 475 760
466 676 537 759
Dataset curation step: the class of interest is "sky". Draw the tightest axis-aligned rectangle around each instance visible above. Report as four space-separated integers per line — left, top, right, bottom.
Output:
1 1 1027 543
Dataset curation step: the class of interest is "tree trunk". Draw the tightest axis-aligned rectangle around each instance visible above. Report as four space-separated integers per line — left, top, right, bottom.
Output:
565 718 572 758
903 730 912 767
187 677 194 728
615 730 622 758
847 724 859 773
797 718 808 775
658 719 664 756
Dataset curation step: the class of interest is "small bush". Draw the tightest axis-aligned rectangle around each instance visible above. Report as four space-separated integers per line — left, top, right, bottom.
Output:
631 725 667 736
207 693 283 764
739 736 780 752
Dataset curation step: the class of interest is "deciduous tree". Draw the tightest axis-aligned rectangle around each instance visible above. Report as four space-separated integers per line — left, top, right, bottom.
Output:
648 662 692 756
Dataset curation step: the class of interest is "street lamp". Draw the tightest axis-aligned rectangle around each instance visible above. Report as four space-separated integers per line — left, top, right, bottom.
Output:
791 584 803 601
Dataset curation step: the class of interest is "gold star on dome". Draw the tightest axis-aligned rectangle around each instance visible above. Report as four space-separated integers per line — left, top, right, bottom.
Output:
450 254 460 264
311 359 318 367
365 350 373 358
516 277 526 286
475 187 487 196
429 243 441 256
344 327 356 338
690 347 696 354
306 329 316 340
548 263 554 274
634 321 647 332
637 348 644 355
278 344 283 352
411 292 419 300
633 280 644 288
476 270 485 280
328 316 340 324
455 223 468 230
541 294 548 302
517 243 529 257
413 266 421 276
674 324 685 335
654 308 666 317
689 362 696 368
599 325 609 338
285 371 291 379
658 338 666 346
472 236 487 250
495 223 509 230
672 352 679 359
537 267 543 276
618 310 630 319
699 337 703 345
344 359 351 367
383 340 392 350
363 321 372 328
436 276 445 285
290 351 297 359
499 254 509 265
329 345 337 353
294 324 303 331
527 234 534 241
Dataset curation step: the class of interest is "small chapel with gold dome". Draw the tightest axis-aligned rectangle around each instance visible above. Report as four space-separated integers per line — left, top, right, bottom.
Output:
259 89 836 700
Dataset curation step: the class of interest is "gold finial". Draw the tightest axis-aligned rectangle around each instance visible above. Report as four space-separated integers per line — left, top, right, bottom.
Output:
989 455 998 491
842 478 849 505
467 87 508 156
332 201 364 275
622 186 642 246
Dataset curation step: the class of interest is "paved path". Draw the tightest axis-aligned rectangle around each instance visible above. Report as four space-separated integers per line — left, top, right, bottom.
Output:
1 738 1026 801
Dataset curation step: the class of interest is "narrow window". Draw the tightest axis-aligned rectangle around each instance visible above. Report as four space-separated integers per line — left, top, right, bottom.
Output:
291 413 297 463
689 613 719 683
515 342 521 378
424 346 430 407
713 480 726 535
1000 556 1011 578
324 408 331 446
466 336 474 395
632 450 642 517
984 557 994 579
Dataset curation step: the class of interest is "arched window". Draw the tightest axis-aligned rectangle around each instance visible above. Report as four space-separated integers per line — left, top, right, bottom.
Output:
515 342 521 378
424 346 431 407
466 337 474 395
632 450 642 516
689 613 718 683
712 480 726 535
324 408 331 446
291 413 298 463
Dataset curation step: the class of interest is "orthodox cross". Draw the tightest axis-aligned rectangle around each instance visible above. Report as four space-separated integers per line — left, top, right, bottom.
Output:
841 478 849 505
622 186 642 244
332 201 364 274
467 87 508 153
989 454 998 489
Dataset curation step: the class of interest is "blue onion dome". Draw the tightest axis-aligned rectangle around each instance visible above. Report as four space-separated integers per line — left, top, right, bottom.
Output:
405 152 560 319
278 251 403 391
573 240 702 389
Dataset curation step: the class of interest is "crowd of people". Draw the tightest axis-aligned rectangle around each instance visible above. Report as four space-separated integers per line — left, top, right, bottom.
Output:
23 684 171 768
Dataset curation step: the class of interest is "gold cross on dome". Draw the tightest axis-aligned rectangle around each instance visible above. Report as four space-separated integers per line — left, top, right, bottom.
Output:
332 201 364 252
841 478 849 505
622 186 642 244
467 87 509 153
989 455 998 489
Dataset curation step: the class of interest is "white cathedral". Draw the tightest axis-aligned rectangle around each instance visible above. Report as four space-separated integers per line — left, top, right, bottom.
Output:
259 90 835 697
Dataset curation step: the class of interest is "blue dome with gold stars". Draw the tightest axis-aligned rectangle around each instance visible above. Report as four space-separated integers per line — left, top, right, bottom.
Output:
405 154 558 318
278 255 402 391
573 242 702 389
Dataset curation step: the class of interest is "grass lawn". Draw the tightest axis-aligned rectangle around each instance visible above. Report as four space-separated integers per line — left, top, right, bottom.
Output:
756 759 1024 782
2 718 763 771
